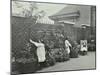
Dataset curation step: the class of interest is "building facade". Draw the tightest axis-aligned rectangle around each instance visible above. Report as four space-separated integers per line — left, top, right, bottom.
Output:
49 5 95 43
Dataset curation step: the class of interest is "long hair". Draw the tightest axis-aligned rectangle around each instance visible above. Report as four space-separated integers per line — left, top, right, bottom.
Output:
31 37 39 43
65 37 68 40
40 39 45 44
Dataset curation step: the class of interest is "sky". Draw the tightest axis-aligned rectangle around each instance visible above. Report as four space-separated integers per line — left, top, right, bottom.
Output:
12 1 67 16
37 3 67 16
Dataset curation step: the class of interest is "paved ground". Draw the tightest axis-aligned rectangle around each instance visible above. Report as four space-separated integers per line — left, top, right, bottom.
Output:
37 52 96 73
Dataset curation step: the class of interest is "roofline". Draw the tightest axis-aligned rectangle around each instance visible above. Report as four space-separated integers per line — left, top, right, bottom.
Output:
49 11 79 17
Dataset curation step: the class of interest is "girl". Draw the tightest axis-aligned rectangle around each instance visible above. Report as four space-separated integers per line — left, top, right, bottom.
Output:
30 39 46 68
65 37 72 54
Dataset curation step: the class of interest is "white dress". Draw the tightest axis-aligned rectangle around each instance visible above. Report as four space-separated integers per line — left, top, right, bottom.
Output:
80 40 87 51
30 40 46 62
65 40 72 54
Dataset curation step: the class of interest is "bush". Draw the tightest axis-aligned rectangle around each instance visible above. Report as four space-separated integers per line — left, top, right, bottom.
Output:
70 47 79 58
51 48 70 62
69 41 79 58
11 42 38 74
44 46 56 67
12 55 38 74
45 52 56 67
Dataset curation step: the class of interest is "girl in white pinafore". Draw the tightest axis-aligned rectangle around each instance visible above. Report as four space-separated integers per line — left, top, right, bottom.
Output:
65 38 72 54
30 39 46 62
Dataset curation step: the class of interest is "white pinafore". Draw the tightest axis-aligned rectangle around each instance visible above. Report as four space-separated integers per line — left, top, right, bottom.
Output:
30 40 46 62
